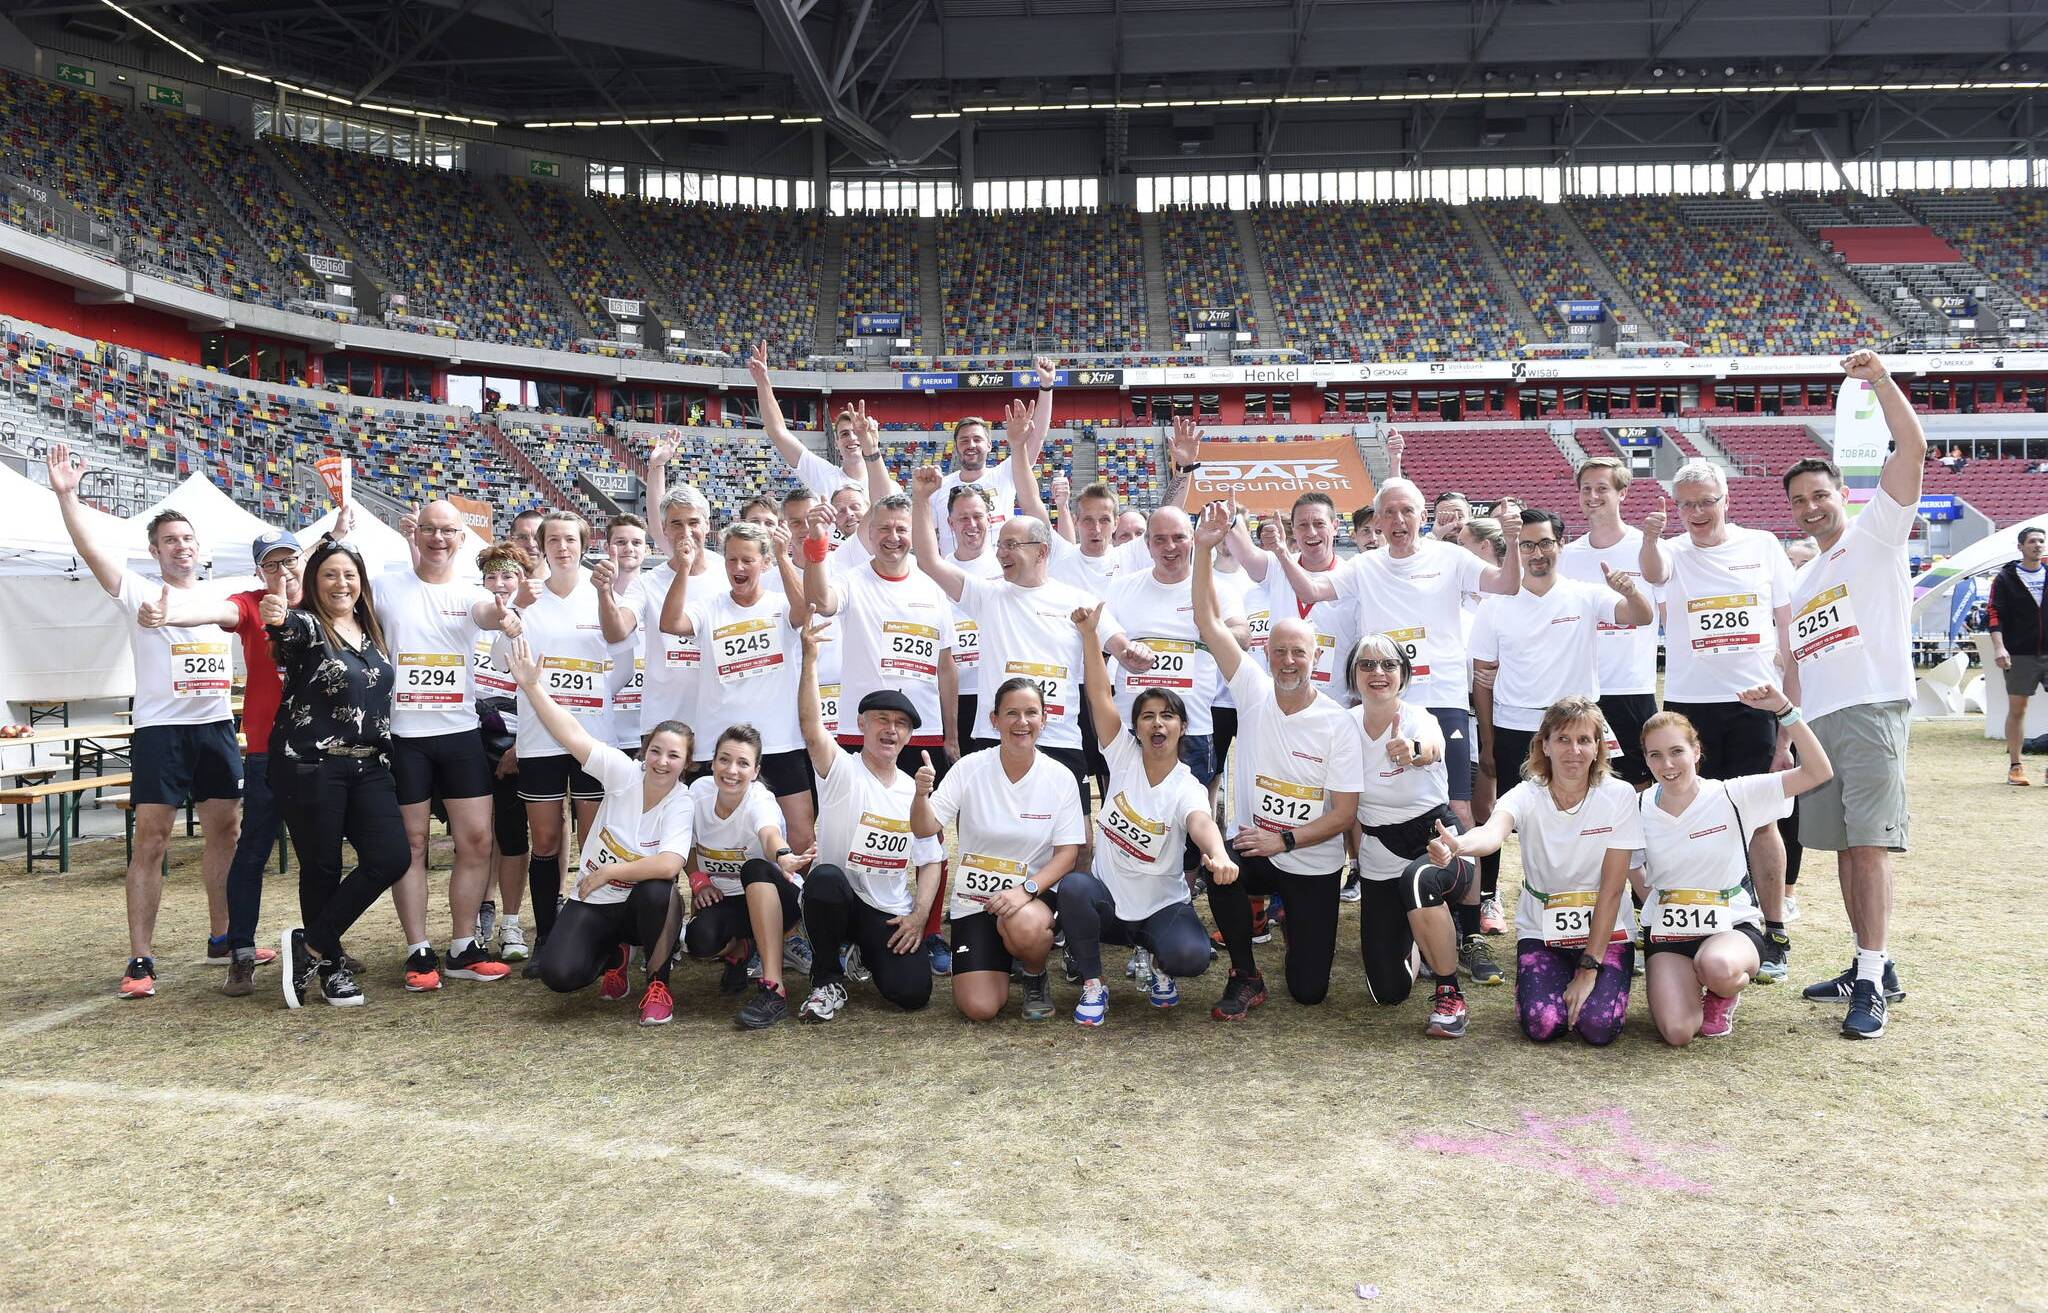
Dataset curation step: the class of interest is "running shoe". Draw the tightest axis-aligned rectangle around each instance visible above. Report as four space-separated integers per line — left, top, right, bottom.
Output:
718 953 751 995
1801 960 1905 1003
737 980 788 1029
1210 969 1268 1021
600 944 633 1001
1252 898 1273 945
1460 935 1504 987
1147 971 1179 1009
925 934 953 976
798 980 848 1024
745 947 763 980
281 929 311 1010
2008 762 2031 786
476 900 497 945
118 956 156 1000
320 960 365 1008
1755 930 1791 985
1126 946 1155 991
444 941 512 982
1842 979 1887 1039
221 949 257 997
497 922 530 961
782 934 814 976
637 980 674 1027
1338 876 1362 904
1477 894 1506 936
1062 947 1082 984
521 935 548 979
403 947 442 992
1021 972 1056 1021
1426 982 1468 1039
1783 894 1802 923
1073 981 1109 1027
842 946 871 984
205 935 276 967
1699 989 1740 1039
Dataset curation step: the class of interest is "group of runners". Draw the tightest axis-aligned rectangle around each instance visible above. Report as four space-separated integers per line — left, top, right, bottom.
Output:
44 346 1924 1043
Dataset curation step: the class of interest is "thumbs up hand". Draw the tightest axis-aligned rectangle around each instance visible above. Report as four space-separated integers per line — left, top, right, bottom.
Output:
915 750 936 797
138 581 172 629
259 572 289 626
1643 495 1670 539
1426 818 1461 870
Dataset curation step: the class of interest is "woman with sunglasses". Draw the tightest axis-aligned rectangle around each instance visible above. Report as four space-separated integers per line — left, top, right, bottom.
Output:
272 537 410 1010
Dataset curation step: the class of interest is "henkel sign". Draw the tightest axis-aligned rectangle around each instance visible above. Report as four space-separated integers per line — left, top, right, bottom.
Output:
1185 437 1375 516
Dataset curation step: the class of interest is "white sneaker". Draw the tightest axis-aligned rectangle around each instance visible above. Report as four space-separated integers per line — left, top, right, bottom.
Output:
798 980 848 1024
498 922 529 962
1783 895 1802 923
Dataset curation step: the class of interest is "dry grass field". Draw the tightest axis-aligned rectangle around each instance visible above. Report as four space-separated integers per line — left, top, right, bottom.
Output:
2 718 2043 1312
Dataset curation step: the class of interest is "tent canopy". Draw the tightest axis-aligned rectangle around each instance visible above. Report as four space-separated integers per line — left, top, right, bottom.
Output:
300 506 480 581
1910 511 2048 625
0 461 151 576
131 473 281 578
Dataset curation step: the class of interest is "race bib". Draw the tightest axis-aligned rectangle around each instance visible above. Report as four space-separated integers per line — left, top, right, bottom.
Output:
1792 584 1862 664
585 827 639 890
615 656 645 709
1383 626 1429 678
957 851 1025 907
880 620 940 684
1128 637 1209 691
395 651 466 709
1250 774 1324 834
1648 888 1733 943
1099 791 1167 866
471 636 515 696
540 655 606 712
1310 632 1338 684
1685 593 1764 656
1539 889 1627 949
819 682 841 735
1003 659 1072 719
1247 609 1272 652
662 634 700 670
170 640 231 698
953 619 980 669
848 810 915 882
712 617 785 685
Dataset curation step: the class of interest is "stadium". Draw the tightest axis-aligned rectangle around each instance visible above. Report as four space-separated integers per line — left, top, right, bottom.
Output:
0 0 2043 1307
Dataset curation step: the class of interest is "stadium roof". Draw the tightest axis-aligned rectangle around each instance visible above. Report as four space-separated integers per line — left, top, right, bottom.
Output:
10 0 2047 167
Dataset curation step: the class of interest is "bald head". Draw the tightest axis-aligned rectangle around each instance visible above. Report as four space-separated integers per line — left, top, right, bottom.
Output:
414 498 467 574
1146 506 1194 579
1266 617 1319 693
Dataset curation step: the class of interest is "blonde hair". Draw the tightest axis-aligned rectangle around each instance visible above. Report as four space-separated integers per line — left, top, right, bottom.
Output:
1640 709 1701 760
1525 695 1613 787
1576 456 1632 493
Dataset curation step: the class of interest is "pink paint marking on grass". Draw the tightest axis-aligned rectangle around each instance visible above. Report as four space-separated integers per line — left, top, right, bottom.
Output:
1413 1107 1718 1205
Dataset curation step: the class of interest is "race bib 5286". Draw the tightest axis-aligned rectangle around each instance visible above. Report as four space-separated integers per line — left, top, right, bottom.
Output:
1685 593 1763 655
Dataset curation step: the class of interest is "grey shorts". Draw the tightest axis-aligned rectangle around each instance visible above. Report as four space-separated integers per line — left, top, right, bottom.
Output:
1799 700 1910 853
2003 654 2048 697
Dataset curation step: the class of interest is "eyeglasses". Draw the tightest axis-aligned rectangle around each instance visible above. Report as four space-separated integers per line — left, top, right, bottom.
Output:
1676 496 1723 513
1353 659 1404 674
418 526 464 538
1517 539 1559 552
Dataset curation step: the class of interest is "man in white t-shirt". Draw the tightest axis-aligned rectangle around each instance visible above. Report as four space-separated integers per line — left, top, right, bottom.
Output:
1640 459 1799 980
596 514 651 754
46 443 243 1001
1560 457 1665 789
610 482 713 746
1472 508 1652 793
1783 349 1926 1038
749 341 869 502
1225 493 1358 694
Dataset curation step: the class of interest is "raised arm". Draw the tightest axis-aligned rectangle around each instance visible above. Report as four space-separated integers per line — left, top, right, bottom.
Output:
796 617 838 775
770 523 808 615
1072 602 1121 740
909 465 967 602
1276 541 1339 605
1600 562 1655 627
1384 430 1404 481
591 557 636 644
1842 349 1927 508
44 443 125 594
1477 526 1522 596
644 431 678 526
800 506 843 617
505 638 601 767
1229 512 1275 585
136 581 240 631
851 400 898 503
748 341 810 473
1738 683 1833 795
658 544 698 637
1190 502 1246 683
1161 415 1202 512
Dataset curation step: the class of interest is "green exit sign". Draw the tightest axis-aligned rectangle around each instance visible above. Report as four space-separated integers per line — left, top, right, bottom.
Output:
147 84 185 107
54 63 94 88
528 158 561 178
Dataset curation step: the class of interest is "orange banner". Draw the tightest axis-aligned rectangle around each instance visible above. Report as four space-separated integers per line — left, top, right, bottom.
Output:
1184 438 1375 517
313 452 351 505
448 495 495 542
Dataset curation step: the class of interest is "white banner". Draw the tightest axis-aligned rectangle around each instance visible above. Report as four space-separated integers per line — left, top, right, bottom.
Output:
1119 350 2048 391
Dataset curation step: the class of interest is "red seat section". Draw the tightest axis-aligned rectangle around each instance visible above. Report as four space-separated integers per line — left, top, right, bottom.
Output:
1817 227 1962 266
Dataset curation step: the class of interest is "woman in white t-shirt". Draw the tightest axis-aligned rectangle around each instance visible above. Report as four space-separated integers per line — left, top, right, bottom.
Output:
1346 633 1472 1040
914 678 1085 1023
505 638 695 1028
1428 695 1645 1046
1639 686 1833 1044
1058 603 1235 1028
670 723 817 1030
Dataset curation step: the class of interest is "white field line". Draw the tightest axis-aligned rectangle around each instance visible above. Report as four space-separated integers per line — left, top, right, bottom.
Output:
0 1078 1274 1312
0 997 118 1039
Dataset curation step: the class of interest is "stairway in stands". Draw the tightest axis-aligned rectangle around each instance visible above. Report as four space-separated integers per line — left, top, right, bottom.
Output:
914 218 944 356
1456 208 1544 346
1137 211 1174 352
1232 209 1279 348
483 180 598 341
814 218 847 355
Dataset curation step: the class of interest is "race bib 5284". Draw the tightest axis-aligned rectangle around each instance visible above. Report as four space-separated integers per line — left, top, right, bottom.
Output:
170 641 231 698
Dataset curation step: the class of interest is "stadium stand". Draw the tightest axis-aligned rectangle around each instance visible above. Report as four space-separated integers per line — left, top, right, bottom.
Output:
1155 206 1258 342
1472 199 1622 333
1705 423 1829 478
935 209 1147 354
1250 202 1520 361
153 113 328 309
1921 456 2048 525
1093 428 1159 503
500 178 652 338
1569 195 1881 355
598 197 821 360
838 214 922 345
269 138 579 349
1900 188 2048 319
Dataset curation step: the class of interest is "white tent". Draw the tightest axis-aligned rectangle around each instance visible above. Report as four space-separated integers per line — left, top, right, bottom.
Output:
299 506 481 581
0 460 151 576
1908 510 2048 625
130 473 281 578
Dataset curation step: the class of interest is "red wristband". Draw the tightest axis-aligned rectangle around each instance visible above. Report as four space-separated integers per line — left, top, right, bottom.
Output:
803 536 831 564
687 871 711 895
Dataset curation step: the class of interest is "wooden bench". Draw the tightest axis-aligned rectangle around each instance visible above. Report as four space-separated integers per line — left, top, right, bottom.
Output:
0 773 133 872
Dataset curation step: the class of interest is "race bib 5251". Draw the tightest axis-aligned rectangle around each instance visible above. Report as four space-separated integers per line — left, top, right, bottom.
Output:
1792 584 1862 665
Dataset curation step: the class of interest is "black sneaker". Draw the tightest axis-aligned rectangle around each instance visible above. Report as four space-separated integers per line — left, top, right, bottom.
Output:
1209 969 1268 1022
719 954 752 994
1842 978 1886 1039
1801 960 1905 1003
1061 947 1082 984
736 980 789 1029
444 941 512 982
320 960 365 1008
1755 929 1791 984
1460 934 1505 987
281 929 316 1011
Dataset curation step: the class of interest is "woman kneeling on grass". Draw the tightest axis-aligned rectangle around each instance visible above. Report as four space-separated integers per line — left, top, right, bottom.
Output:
1638 684 1833 1044
504 638 695 1027
1427 695 1643 1045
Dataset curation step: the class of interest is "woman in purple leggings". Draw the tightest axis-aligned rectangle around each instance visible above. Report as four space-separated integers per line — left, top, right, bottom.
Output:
1427 695 1644 1045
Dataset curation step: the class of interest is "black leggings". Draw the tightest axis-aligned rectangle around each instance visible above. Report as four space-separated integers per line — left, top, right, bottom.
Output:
1056 870 1211 983
682 858 802 959
801 864 932 1011
1207 853 1342 1004
539 880 674 993
272 755 410 958
1358 856 1475 1006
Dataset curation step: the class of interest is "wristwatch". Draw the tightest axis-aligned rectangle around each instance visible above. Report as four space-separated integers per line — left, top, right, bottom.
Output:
1021 878 1040 895
774 846 794 858
1280 830 1298 852
1576 952 1603 973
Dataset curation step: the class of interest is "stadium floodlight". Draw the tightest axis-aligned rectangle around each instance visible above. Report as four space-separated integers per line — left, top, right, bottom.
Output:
94 0 204 64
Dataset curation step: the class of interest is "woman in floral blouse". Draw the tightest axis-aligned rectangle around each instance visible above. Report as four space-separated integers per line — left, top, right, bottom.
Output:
268 536 409 1010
